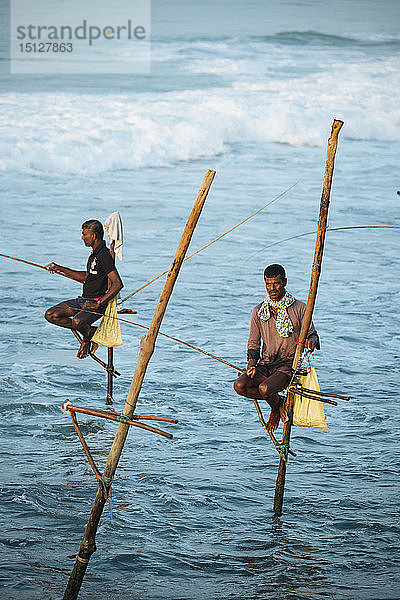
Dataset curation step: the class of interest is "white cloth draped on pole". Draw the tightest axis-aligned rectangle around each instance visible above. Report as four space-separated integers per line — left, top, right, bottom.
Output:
104 211 123 261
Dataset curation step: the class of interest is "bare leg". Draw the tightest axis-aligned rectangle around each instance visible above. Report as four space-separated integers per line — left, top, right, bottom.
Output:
263 394 286 432
234 372 266 400
75 325 98 359
259 372 290 432
279 402 288 424
77 335 99 359
77 339 90 359
234 369 289 432
234 372 281 430
45 303 100 359
45 302 75 329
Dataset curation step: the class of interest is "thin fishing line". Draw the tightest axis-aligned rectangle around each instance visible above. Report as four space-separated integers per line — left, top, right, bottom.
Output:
1 184 297 299
36 225 397 371
46 305 244 373
247 225 400 260
119 181 298 304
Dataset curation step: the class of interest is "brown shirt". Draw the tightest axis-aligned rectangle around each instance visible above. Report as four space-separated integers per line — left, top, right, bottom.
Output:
247 299 318 376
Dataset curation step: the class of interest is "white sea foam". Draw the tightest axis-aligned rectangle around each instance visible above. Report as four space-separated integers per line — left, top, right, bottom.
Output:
0 35 399 175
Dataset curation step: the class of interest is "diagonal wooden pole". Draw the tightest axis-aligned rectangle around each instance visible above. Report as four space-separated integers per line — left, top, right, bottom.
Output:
63 169 216 600
273 119 344 516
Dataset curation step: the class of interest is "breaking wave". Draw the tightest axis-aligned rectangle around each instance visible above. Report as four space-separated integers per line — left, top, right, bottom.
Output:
0 31 399 175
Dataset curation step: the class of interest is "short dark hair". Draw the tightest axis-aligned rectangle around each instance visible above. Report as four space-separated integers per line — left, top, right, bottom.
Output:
264 264 286 280
82 219 103 239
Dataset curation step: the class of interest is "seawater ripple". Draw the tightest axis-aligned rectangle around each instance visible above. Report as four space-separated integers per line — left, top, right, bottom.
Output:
1 6 400 599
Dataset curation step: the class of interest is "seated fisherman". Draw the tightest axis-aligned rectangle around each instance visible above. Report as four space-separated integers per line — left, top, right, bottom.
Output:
44 219 123 359
234 263 319 432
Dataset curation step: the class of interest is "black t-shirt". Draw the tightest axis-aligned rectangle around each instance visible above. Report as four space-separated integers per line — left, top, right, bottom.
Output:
83 241 115 298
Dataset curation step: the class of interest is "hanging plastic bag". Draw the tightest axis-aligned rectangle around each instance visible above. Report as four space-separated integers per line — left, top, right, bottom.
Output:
92 294 123 348
292 367 327 429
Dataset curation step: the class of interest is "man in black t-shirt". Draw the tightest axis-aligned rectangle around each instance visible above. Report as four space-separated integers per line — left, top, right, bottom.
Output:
45 219 124 359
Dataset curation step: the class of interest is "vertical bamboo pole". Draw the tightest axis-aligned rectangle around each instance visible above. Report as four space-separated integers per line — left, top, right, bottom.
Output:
273 119 343 516
63 170 216 600
106 243 116 405
106 348 114 404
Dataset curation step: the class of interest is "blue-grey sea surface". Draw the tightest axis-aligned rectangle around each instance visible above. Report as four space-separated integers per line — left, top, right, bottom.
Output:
0 1 399 598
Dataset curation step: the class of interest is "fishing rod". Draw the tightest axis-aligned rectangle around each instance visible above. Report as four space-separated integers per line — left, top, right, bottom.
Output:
1 182 297 297
0 253 76 281
51 305 245 373
3 224 395 283
118 182 298 304
248 225 400 259
59 306 351 404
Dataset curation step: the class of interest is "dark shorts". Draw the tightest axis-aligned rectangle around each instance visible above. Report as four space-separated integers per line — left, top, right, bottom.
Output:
65 296 106 326
255 364 290 395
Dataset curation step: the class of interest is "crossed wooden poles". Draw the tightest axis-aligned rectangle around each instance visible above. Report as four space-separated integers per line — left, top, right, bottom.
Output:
62 170 215 600
252 363 350 463
59 119 344 597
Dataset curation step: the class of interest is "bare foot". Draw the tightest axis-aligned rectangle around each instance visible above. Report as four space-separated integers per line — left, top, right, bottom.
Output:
266 408 280 432
77 339 91 359
279 401 289 424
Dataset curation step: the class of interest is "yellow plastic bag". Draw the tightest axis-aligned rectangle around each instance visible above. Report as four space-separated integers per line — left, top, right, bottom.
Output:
292 367 327 429
92 294 123 348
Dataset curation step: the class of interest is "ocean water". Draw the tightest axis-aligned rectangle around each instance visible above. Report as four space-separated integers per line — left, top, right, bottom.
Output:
1 1 399 599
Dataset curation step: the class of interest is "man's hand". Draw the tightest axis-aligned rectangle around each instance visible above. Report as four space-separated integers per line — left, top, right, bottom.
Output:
83 300 101 310
305 337 317 352
45 262 62 274
246 360 257 378
246 366 257 378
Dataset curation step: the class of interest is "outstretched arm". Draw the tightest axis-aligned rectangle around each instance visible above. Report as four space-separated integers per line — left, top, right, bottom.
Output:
45 262 87 283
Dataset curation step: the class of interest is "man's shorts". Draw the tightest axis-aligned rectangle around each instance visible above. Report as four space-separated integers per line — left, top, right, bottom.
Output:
255 363 290 395
65 296 106 326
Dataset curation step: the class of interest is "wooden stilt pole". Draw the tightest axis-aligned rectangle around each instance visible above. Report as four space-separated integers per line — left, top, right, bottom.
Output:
62 401 176 439
71 329 120 376
106 347 113 405
106 243 116 405
273 119 343 516
62 169 216 600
